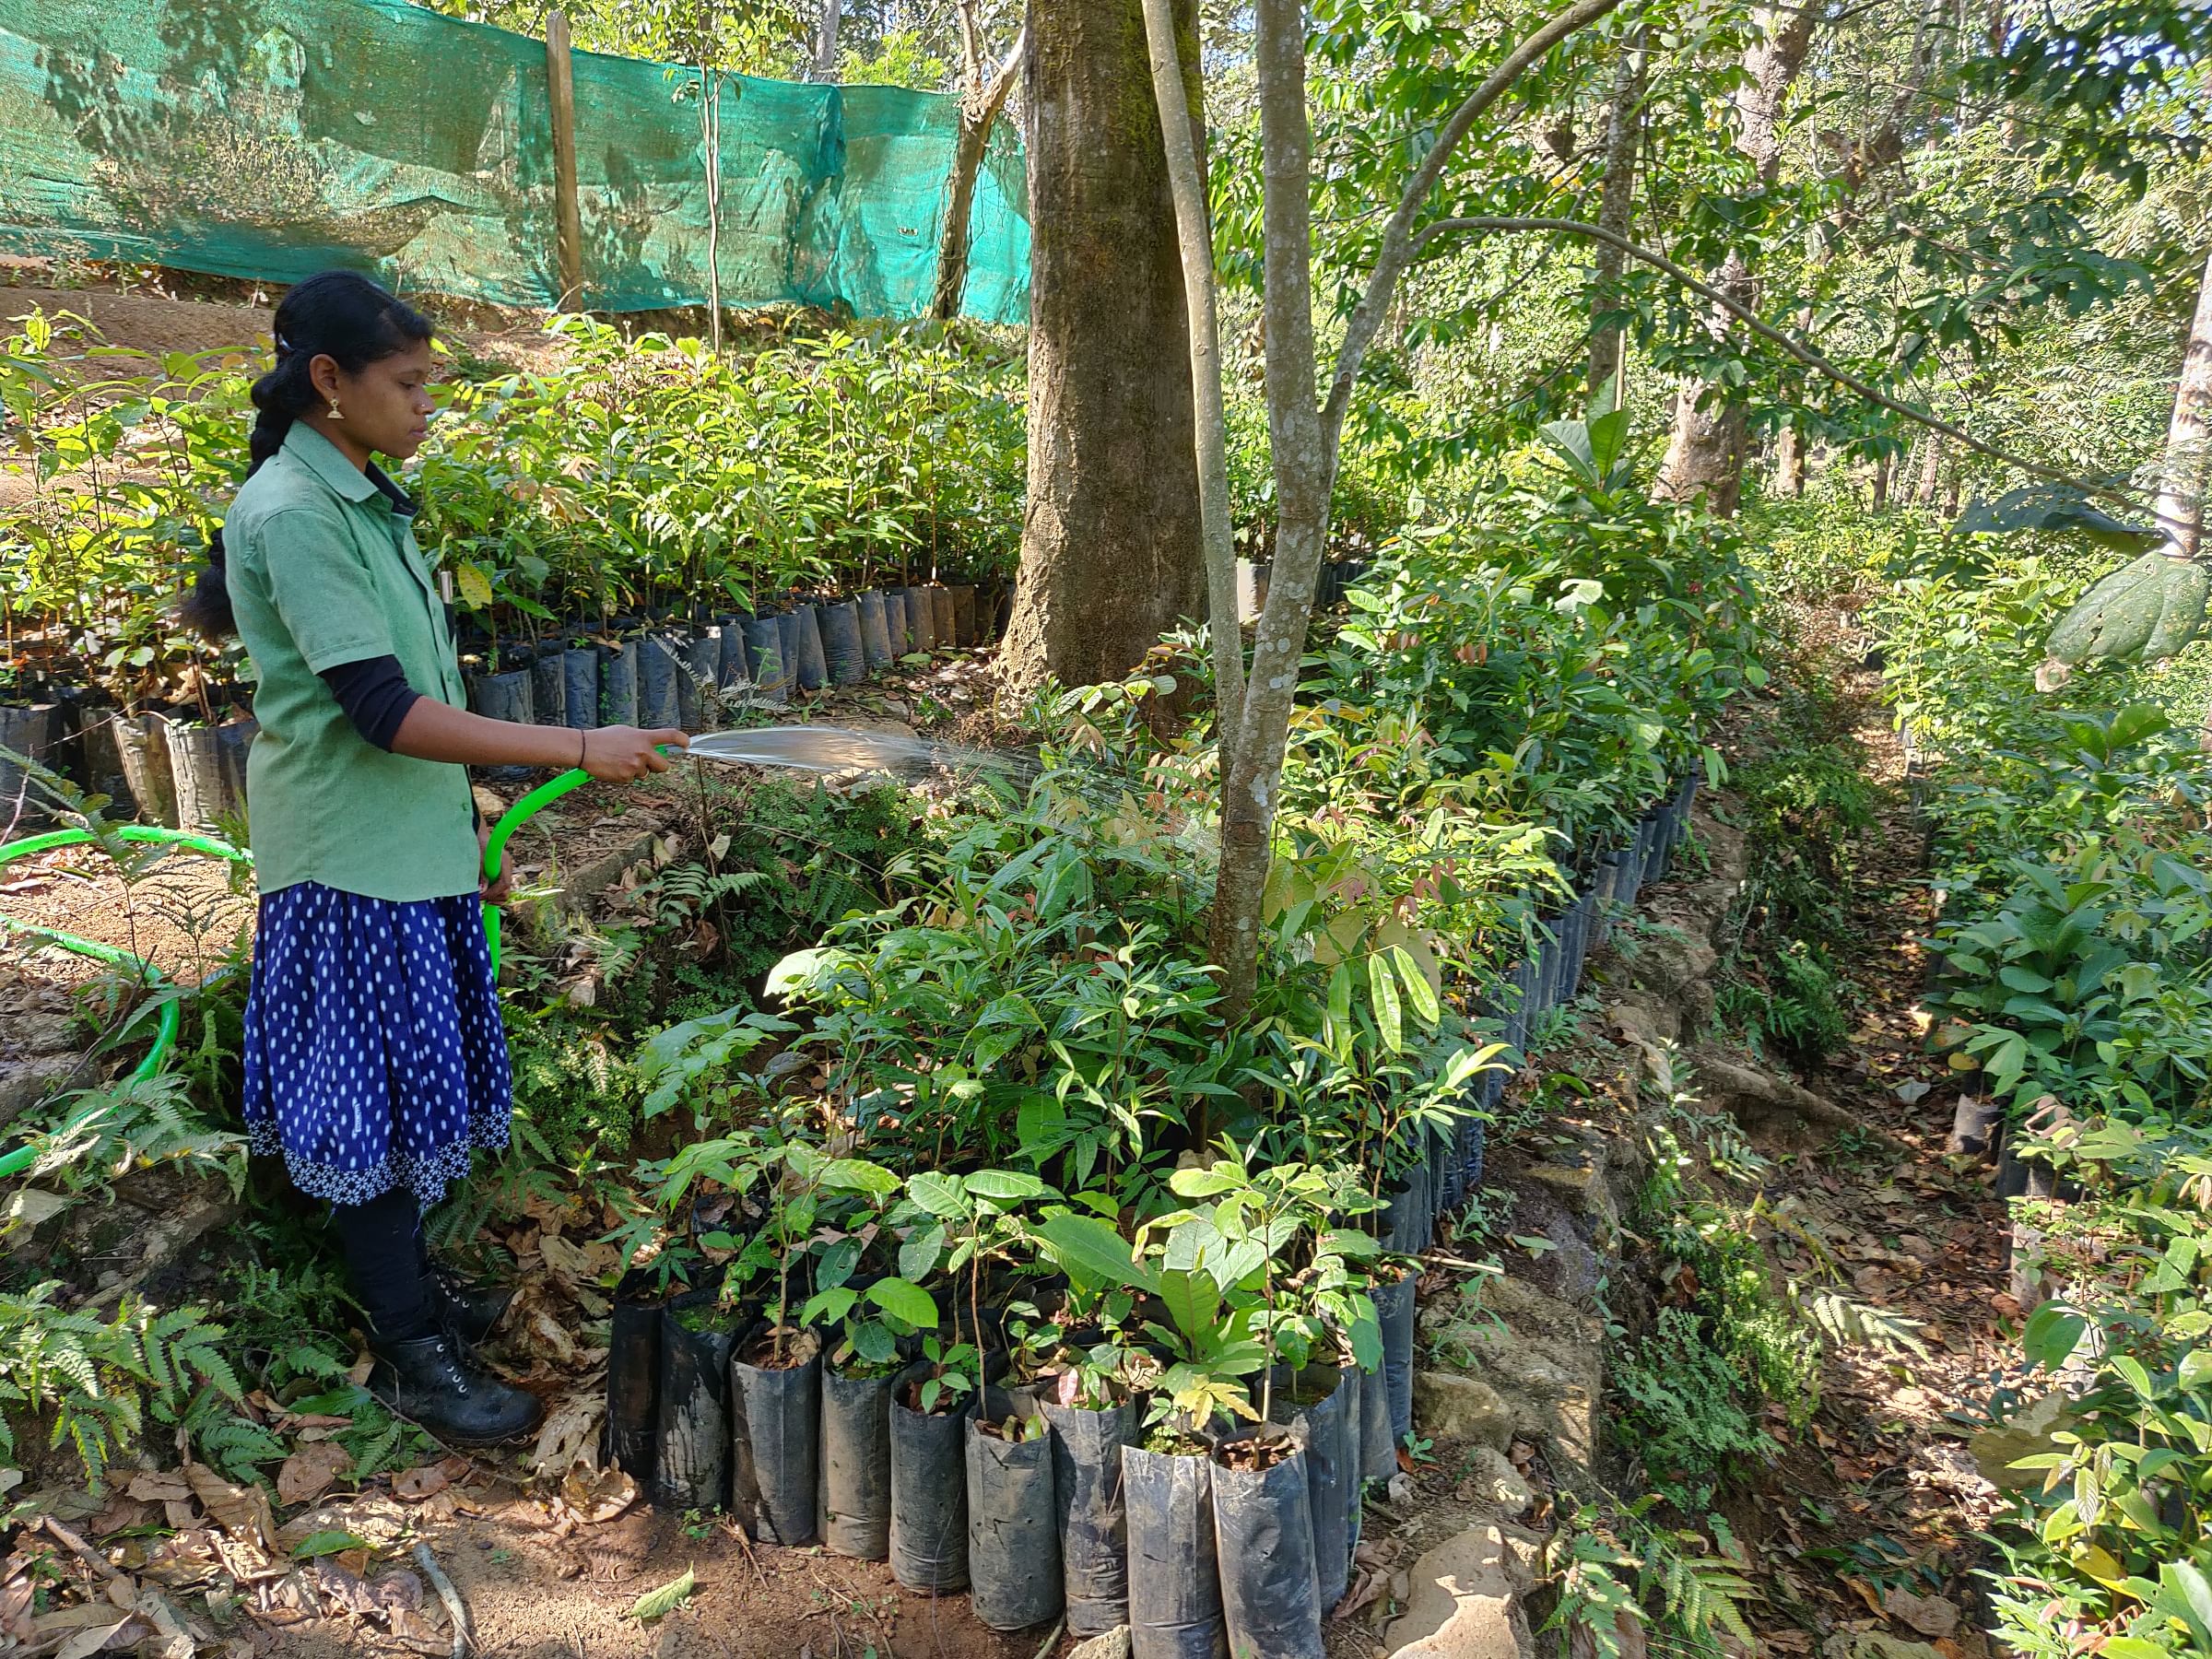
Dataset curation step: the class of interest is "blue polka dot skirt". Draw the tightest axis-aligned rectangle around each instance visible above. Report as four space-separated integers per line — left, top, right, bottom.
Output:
242 882 512 1210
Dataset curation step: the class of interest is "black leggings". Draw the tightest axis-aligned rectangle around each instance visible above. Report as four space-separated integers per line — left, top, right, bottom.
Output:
331 1186 432 1342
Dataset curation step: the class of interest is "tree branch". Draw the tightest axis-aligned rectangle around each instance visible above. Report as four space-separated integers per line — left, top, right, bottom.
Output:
1416 214 2164 524
1318 0 1629 467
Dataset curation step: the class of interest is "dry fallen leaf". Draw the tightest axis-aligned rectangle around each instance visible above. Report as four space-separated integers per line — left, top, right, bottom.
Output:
184 1463 276 1553
532 1389 606 1481
123 1474 190 1505
392 1465 451 1502
53 1619 137 1659
276 1442 352 1508
1885 1587 1961 1639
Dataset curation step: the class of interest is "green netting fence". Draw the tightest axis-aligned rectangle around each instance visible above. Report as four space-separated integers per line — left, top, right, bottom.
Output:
0 0 1030 323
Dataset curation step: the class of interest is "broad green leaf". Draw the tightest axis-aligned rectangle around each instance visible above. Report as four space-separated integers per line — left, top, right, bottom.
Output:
820 1158 900 1197
1389 945 1441 1027
801 1287 858 1327
899 1222 947 1282
2022 1302 2087 1371
291 1531 367 1559
865 1277 937 1329
963 1169 1049 1203
1169 1167 1240 1198
906 1171 968 1219
1369 952 1404 1053
1159 1267 1218 1346
1038 1214 1157 1292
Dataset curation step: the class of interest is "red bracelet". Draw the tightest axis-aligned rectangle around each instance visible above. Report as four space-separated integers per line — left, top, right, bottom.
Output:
577 729 587 768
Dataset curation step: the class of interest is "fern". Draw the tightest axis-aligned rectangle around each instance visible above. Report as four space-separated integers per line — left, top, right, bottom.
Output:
0 1284 238 1489
1794 1285 1932 1359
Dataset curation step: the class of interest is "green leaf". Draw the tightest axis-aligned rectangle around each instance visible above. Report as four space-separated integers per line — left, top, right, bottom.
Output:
629 1567 695 1622
1159 1267 1218 1346
899 1223 947 1282
1037 1214 1157 1292
1390 945 1441 1027
820 1158 900 1197
963 1169 1049 1203
1169 1167 1239 1198
864 1277 938 1329
1369 952 1404 1053
765 948 827 999
2022 1302 2087 1371
2178 1347 2212 1393
800 1287 858 1327
291 1531 368 1559
906 1171 968 1219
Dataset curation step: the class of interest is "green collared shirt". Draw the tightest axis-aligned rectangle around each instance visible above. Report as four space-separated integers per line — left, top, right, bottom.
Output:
226 422 477 901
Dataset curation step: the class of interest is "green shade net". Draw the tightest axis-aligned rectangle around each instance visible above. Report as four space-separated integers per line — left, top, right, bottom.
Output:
0 0 1030 323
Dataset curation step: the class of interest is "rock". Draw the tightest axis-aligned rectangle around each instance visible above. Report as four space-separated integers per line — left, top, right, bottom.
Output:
1690 1045 1912 1153
1387 1472 1415 1506
1414 1372 1512 1447
1971 1392 2077 1490
1622 924 1717 1001
1066 1628 1130 1659
1384 1523 1534 1659
1458 1446 1533 1513
0 1053 78 1135
1608 995 1679 1049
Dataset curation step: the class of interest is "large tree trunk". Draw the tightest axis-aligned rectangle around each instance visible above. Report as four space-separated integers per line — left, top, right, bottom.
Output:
1587 29 1644 398
1655 6 1817 515
999 0 1206 696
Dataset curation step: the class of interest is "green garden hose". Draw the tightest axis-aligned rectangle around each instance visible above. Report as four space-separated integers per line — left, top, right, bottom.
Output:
0 759 634 1179
0 825 252 1181
480 765 594 978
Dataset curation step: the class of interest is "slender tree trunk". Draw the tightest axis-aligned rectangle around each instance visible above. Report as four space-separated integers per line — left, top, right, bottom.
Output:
812 0 842 79
1655 6 1818 516
2158 248 2212 562
1139 0 1245 735
1775 419 1806 496
1872 451 1893 511
929 28 1026 322
1588 29 1644 398
1916 432 1945 505
1213 0 1330 1018
1000 0 1206 696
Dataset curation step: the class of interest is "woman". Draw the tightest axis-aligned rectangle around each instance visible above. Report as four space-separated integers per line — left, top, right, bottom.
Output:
182 270 686 1443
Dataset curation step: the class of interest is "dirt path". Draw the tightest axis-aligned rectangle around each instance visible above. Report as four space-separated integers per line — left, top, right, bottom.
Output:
1726 639 2024 1654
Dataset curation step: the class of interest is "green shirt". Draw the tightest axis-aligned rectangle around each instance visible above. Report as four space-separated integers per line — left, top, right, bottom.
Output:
227 422 477 902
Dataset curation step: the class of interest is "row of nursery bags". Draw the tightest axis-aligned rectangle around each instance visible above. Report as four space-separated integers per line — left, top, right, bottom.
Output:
0 582 994 831
611 1295 1414 1656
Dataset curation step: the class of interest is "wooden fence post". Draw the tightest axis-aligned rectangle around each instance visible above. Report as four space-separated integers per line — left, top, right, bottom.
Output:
546 11 584 311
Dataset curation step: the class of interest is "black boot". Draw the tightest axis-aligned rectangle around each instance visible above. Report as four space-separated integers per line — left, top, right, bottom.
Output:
369 1331 543 1447
429 1265 515 1350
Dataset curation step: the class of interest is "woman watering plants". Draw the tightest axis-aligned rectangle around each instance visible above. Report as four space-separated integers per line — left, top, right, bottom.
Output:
180 271 687 1444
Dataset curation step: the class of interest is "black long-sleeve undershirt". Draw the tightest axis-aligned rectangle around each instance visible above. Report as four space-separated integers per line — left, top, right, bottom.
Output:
320 654 421 752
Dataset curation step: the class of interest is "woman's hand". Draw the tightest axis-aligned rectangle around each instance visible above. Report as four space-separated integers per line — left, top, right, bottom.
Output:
477 818 512 906
581 726 688 782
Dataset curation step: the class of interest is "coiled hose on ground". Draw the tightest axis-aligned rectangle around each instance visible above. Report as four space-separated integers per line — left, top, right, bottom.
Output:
0 771 590 1180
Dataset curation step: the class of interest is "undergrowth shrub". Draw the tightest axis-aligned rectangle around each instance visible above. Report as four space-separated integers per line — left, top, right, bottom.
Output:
1716 664 1878 1063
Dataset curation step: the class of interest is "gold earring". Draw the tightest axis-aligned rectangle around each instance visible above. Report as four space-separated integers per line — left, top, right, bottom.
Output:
327 396 345 421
